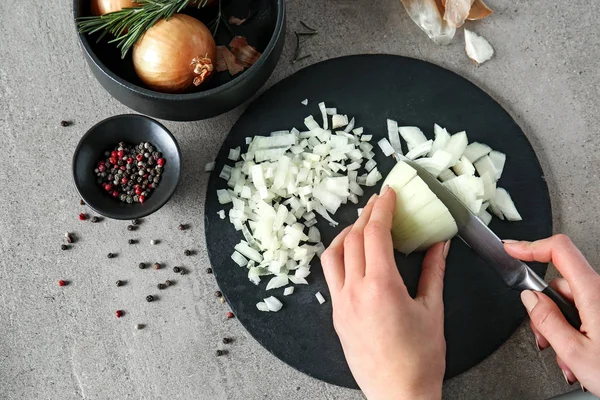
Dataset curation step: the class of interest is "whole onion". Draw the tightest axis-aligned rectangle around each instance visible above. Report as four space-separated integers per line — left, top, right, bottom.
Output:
91 0 138 16
132 14 217 93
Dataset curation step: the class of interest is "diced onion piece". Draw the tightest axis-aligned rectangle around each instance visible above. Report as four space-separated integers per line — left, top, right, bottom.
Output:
399 126 427 151
217 189 232 204
245 137 252 145
463 142 491 163
204 161 215 172
357 208 363 216
307 226 321 243
387 119 402 154
452 156 476 176
474 155 499 182
218 210 226 219
332 114 349 129
231 250 249 267
315 292 326 304
489 150 506 180
304 115 320 131
228 147 241 161
365 167 382 187
235 241 263 263
465 29 494 65
477 209 492 225
429 124 450 156
406 140 433 160
480 172 496 201
378 138 395 157
438 169 457 182
415 150 453 177
220 165 232 180
445 131 468 166
344 117 355 133
364 159 378 172
318 102 328 130
264 296 283 312
266 275 289 290
353 127 363 135
256 302 269 312
289 276 308 285
301 99 308 106
283 287 294 296
493 188 522 221
361 135 373 142
326 107 337 115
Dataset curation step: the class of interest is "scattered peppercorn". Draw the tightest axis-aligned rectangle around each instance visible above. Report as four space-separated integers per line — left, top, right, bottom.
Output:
178 224 187 231
132 218 140 225
127 225 136 231
116 280 124 287
138 262 146 269
58 280 67 287
91 216 100 223
184 249 193 256
215 349 228 357
226 312 234 319
165 280 172 287
150 239 158 245
61 244 69 251
107 252 115 259
173 266 181 273
179 269 187 275
206 267 213 274
146 295 154 302
222 338 232 344
153 262 161 270
219 297 226 304
65 233 74 244
215 290 222 298
128 239 137 245
157 283 166 290
60 120 70 127
79 199 85 206
78 213 87 221
135 324 144 330
116 310 124 318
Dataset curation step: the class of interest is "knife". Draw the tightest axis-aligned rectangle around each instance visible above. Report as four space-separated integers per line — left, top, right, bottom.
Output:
399 156 582 329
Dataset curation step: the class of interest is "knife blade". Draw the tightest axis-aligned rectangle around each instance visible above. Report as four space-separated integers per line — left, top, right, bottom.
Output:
398 156 581 329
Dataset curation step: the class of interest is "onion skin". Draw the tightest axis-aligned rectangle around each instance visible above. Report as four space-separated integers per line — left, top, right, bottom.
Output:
91 0 138 16
132 14 217 93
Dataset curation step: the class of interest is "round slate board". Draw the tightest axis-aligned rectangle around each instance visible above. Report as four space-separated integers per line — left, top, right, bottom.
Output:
204 55 552 388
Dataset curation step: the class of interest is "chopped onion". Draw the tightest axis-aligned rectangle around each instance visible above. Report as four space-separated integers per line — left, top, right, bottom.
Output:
315 292 326 304
256 301 269 312
415 150 452 177
326 108 337 115
378 138 396 156
228 147 241 161
399 126 427 150
406 140 433 160
332 114 349 129
477 209 492 225
438 169 457 182
264 296 283 312
445 131 468 166
301 99 308 106
283 287 294 296
204 161 215 172
218 210 226 219
266 275 289 290
231 250 249 267
452 156 475 176
489 150 506 180
344 117 355 133
429 124 450 156
361 135 373 142
493 188 522 221
474 155 498 182
387 119 402 153
353 127 364 135
318 102 329 130
463 142 491 163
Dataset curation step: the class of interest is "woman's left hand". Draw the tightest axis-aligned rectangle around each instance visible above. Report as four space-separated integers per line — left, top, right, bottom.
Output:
321 186 449 400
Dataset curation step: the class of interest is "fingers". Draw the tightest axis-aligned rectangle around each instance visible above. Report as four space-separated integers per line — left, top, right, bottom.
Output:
321 226 352 295
521 290 585 366
343 194 378 281
417 241 450 307
363 186 399 278
504 235 597 296
556 355 578 385
530 321 550 351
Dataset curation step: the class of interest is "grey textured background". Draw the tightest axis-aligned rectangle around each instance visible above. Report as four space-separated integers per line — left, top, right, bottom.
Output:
0 0 598 399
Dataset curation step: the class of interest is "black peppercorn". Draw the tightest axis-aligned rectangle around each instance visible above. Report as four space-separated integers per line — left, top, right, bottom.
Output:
127 225 136 231
146 295 154 302
116 280 124 287
153 262 161 270
128 239 137 245
206 267 213 274
184 249 192 256
173 266 181 273
91 216 100 223
132 219 140 226
79 199 85 206
165 280 172 287
157 283 166 290
138 262 146 269
215 350 227 357
60 120 70 127
107 252 115 258
215 291 222 298
178 224 187 231
61 244 69 250
222 338 232 344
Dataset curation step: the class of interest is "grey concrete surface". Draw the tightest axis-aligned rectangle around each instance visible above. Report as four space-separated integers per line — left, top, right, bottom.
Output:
0 0 598 399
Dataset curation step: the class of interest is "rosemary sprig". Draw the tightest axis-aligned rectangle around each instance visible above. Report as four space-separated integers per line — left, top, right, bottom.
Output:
77 0 211 59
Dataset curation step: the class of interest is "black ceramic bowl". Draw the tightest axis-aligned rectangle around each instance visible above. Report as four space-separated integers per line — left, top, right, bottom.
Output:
73 114 181 220
73 0 286 121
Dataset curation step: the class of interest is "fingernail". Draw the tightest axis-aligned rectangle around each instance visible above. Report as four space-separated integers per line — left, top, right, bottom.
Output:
502 239 519 244
443 240 451 259
580 383 587 393
534 336 543 352
521 290 539 313
380 185 390 196
367 194 378 205
562 370 576 385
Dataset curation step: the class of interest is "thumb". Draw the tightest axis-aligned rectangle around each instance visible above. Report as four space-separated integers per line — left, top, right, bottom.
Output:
521 290 583 364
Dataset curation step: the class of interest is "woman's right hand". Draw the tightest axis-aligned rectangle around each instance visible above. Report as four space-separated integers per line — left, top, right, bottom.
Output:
504 235 600 394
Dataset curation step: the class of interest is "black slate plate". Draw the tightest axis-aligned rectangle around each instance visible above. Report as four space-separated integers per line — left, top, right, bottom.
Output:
204 55 552 388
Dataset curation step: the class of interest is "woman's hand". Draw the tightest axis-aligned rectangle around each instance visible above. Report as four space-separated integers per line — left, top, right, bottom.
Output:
321 186 449 400
504 235 600 394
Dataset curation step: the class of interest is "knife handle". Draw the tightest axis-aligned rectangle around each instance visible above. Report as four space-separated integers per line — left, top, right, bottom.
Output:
542 286 582 329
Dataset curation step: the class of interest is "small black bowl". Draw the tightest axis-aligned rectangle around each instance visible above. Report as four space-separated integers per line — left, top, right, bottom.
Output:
72 0 286 121
73 114 181 220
